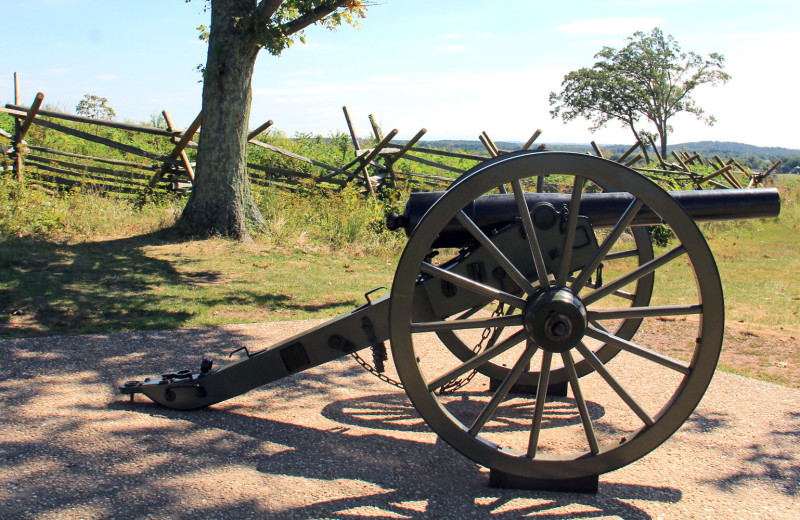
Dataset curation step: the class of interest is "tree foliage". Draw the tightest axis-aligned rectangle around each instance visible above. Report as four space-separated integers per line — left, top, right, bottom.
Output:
195 0 367 55
75 94 116 120
549 28 730 157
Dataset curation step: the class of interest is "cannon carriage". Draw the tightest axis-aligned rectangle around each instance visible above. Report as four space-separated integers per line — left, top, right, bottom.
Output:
121 151 781 489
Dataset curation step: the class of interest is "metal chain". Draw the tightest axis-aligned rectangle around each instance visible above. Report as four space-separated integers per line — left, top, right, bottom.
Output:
352 302 507 393
437 302 505 395
350 350 405 390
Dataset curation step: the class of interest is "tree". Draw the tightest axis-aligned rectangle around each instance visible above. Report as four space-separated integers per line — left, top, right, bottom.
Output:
549 28 730 158
76 94 116 120
180 0 368 241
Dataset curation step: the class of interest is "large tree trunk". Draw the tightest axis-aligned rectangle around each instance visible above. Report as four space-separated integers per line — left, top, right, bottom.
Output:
179 0 265 241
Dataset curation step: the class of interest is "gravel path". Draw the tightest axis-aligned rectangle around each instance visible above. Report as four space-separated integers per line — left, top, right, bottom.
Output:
1 320 798 519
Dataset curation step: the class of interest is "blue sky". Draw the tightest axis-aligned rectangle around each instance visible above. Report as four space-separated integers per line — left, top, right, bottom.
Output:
3 0 798 148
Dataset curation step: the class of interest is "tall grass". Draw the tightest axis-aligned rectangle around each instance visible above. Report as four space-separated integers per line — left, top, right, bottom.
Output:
253 181 405 255
0 177 182 240
1 174 406 255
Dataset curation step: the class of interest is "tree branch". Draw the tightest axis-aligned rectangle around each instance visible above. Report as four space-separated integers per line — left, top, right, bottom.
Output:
254 0 284 26
281 1 347 36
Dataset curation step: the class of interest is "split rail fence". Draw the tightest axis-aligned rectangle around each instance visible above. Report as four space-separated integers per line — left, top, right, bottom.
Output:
2 75 780 199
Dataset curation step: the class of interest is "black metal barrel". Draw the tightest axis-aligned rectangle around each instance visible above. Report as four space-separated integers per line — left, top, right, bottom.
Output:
387 188 781 243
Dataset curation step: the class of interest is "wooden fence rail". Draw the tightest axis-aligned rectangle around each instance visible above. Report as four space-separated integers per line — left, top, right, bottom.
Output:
2 77 780 199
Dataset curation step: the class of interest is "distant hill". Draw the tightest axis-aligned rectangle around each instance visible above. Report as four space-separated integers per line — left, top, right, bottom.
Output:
413 140 800 172
666 141 800 159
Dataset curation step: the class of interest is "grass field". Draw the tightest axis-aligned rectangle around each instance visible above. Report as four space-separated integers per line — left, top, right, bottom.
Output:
1 173 798 386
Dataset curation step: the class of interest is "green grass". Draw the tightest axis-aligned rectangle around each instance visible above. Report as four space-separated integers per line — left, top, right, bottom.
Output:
702 177 799 331
2 174 799 340
0 177 182 239
2 162 799 394
0 234 396 337
0 177 402 338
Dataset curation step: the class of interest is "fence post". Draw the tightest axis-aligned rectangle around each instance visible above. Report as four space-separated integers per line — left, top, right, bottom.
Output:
13 73 23 183
352 129 398 197
151 112 201 186
247 120 274 141
342 106 360 151
646 135 668 169
617 140 641 163
521 129 542 151
480 131 500 157
368 114 383 142
590 141 605 158
11 89 45 186
162 110 196 182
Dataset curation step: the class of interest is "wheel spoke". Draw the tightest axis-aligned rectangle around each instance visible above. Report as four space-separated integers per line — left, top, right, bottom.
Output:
426 330 527 391
588 304 702 320
612 290 636 301
605 249 640 261
575 342 654 426
420 262 528 309
527 351 553 458
572 198 644 292
561 351 599 455
582 245 686 305
585 326 691 375
455 210 537 297
511 179 550 289
568 275 637 300
411 314 523 333
556 176 586 287
468 341 538 436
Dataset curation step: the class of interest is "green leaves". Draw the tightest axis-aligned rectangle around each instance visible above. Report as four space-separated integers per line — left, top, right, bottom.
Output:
192 1 368 56
252 0 367 56
550 28 730 155
75 95 116 120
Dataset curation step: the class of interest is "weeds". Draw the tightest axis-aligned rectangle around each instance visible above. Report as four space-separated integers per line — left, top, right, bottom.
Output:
251 181 405 255
0 177 182 241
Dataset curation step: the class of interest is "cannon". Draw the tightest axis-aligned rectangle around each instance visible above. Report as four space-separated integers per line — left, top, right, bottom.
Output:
120 151 781 489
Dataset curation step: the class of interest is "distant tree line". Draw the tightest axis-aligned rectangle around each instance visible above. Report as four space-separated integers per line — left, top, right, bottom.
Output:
412 139 799 173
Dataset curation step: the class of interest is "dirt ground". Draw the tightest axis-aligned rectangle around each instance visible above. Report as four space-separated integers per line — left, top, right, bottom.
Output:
1 319 799 519
636 316 800 388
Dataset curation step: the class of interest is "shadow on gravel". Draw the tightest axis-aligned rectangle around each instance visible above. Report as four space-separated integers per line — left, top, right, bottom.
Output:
321 391 607 433
706 411 800 496
1 324 681 519
684 410 730 433
124 398 679 519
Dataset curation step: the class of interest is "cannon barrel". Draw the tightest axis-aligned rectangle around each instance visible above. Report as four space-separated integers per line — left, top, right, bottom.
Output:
387 188 781 245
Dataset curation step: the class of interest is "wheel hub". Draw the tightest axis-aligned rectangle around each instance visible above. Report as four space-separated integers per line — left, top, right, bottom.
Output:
524 288 587 353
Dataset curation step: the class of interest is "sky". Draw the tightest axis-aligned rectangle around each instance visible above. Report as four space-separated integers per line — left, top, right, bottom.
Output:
3 0 799 149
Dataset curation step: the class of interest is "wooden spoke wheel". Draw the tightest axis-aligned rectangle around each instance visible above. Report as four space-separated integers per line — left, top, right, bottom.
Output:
390 151 723 479
431 181 655 390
